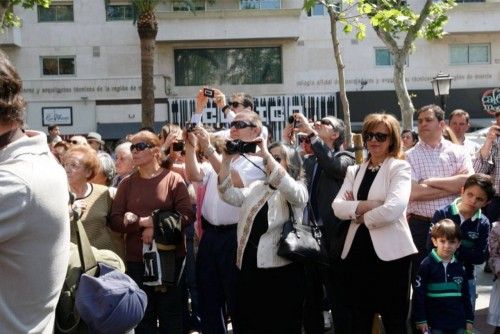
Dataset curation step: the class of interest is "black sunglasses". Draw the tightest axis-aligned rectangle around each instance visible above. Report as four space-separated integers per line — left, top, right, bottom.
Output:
363 132 389 142
273 155 282 163
230 101 244 109
130 142 153 152
230 120 256 129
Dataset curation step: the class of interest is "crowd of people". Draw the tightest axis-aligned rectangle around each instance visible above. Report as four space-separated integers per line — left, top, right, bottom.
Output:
1 50 499 334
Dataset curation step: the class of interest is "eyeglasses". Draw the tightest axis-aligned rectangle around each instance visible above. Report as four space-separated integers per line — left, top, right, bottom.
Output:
230 120 256 129
273 155 282 163
230 101 244 109
130 142 152 152
363 132 389 142
63 161 83 170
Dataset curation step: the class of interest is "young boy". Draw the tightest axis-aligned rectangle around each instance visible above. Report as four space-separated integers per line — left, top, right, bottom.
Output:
429 173 494 309
413 219 474 334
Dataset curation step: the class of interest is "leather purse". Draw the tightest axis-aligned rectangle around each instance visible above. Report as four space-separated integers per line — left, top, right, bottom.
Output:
277 202 329 267
152 209 182 246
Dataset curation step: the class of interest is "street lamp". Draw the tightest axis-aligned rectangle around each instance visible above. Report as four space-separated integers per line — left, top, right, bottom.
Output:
431 72 453 112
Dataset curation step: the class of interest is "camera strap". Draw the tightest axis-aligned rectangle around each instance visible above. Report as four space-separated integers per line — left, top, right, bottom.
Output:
240 154 267 176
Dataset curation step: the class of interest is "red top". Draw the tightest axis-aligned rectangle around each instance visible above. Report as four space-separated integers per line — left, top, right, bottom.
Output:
110 169 194 262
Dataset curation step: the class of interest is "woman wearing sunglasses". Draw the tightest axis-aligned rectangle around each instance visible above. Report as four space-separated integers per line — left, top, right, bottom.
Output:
110 130 194 334
331 113 417 334
217 138 307 334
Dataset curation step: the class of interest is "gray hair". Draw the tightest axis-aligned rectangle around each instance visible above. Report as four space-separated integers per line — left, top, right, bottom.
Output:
322 116 345 150
114 141 132 155
97 152 116 185
268 142 303 181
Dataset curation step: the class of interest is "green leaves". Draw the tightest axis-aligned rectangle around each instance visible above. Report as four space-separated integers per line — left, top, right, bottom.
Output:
1 0 52 28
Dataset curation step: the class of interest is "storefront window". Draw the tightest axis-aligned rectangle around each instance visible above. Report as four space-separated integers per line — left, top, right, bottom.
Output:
174 47 282 86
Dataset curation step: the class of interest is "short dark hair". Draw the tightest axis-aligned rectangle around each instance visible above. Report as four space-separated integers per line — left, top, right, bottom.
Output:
463 173 495 201
416 104 445 122
48 124 59 132
449 109 470 123
0 51 26 125
431 219 462 241
232 92 254 111
401 129 418 143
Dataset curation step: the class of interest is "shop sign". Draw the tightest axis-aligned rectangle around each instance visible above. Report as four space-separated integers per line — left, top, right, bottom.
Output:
482 88 500 114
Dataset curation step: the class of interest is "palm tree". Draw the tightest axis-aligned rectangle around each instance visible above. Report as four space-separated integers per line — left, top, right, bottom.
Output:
132 0 159 128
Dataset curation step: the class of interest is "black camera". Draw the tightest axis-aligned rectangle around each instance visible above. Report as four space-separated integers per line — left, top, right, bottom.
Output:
172 141 185 152
288 113 300 128
203 88 215 98
186 122 197 132
225 140 257 155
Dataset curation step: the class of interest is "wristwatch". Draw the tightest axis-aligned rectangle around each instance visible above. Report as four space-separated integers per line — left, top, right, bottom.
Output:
307 131 317 139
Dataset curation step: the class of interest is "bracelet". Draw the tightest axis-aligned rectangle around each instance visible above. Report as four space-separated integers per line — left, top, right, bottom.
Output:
204 145 215 158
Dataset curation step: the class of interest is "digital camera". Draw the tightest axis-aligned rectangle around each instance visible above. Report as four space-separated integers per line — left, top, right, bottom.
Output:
203 88 215 98
225 139 257 155
172 141 185 152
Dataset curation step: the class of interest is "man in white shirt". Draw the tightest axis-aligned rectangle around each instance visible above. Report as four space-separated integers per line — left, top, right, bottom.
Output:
0 51 70 334
448 109 481 158
185 100 265 334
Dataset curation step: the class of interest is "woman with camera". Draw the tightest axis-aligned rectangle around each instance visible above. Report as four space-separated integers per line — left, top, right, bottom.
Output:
110 130 194 334
331 113 417 334
217 137 308 334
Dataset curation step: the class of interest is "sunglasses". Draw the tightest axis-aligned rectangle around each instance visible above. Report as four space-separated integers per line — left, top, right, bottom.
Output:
298 136 311 144
130 142 152 152
230 120 256 129
273 155 282 163
363 132 389 142
230 101 244 109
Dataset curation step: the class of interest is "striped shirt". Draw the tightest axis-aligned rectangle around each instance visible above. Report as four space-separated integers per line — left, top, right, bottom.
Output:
473 137 500 194
406 138 474 218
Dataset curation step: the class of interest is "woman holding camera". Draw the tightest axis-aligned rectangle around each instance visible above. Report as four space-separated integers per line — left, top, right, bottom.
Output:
218 138 307 334
110 130 194 334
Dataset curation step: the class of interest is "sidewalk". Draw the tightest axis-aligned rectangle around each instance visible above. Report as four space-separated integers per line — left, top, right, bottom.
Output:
474 267 495 334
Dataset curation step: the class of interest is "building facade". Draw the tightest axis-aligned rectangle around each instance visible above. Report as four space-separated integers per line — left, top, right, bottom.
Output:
0 0 499 139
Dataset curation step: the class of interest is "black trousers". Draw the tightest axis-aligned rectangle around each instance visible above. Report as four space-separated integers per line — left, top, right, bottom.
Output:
408 215 432 283
331 226 412 334
237 262 305 334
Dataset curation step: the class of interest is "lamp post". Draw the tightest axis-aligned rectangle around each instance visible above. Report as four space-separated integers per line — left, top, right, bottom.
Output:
431 72 453 112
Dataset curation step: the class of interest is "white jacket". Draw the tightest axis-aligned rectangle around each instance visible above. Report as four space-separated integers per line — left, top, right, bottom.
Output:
332 157 417 261
218 165 308 269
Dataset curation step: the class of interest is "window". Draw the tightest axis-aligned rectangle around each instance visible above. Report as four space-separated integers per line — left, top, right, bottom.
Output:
174 47 282 86
106 3 133 21
41 56 75 76
308 4 326 16
241 0 280 10
374 48 408 66
38 3 73 22
450 44 490 65
173 1 206 11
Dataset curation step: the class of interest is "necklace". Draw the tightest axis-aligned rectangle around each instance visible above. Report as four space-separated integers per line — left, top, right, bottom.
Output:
367 162 382 172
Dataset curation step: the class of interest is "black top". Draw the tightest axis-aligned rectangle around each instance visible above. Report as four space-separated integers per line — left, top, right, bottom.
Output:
242 203 269 271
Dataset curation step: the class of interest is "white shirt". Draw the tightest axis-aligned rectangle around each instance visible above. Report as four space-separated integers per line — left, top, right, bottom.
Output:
200 156 265 225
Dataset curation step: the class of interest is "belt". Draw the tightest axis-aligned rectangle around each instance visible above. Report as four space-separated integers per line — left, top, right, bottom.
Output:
201 217 237 232
407 213 432 223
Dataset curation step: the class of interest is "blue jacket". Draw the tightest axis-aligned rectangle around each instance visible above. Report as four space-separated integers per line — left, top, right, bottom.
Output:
429 198 490 279
412 249 474 330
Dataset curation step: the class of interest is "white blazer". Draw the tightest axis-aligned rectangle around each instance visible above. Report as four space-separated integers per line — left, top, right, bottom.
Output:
332 157 417 261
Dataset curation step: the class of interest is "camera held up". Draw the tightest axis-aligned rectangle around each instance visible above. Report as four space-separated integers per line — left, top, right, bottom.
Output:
225 139 257 155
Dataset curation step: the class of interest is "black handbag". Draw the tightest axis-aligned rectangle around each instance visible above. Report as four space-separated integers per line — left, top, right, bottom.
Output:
277 201 329 267
152 209 182 246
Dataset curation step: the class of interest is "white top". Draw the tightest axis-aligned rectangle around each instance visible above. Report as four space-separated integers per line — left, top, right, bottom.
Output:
0 131 70 334
200 155 265 226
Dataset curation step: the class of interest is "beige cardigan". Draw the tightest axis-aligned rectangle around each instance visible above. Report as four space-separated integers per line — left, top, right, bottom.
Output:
332 157 417 261
218 165 308 269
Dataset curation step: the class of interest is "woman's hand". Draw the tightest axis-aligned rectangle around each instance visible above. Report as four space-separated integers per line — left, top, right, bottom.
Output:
256 137 268 158
139 216 153 228
124 212 138 226
343 191 354 201
142 227 154 244
193 126 211 152
164 130 180 150
416 323 429 334
213 88 227 109
195 89 209 113
283 123 295 145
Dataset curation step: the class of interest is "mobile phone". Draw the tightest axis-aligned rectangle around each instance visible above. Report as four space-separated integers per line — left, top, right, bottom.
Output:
203 88 215 98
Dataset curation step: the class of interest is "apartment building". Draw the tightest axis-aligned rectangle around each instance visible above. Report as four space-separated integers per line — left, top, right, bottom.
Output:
0 0 498 139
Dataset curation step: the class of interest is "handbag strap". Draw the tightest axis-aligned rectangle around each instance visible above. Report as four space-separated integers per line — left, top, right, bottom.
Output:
286 201 295 223
73 206 99 277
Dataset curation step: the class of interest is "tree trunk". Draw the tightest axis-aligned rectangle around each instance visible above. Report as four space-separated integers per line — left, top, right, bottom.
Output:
329 11 352 149
138 10 158 129
393 52 415 130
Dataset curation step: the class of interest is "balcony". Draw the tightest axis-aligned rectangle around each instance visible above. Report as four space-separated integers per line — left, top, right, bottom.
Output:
446 1 500 34
0 27 22 47
156 6 302 43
